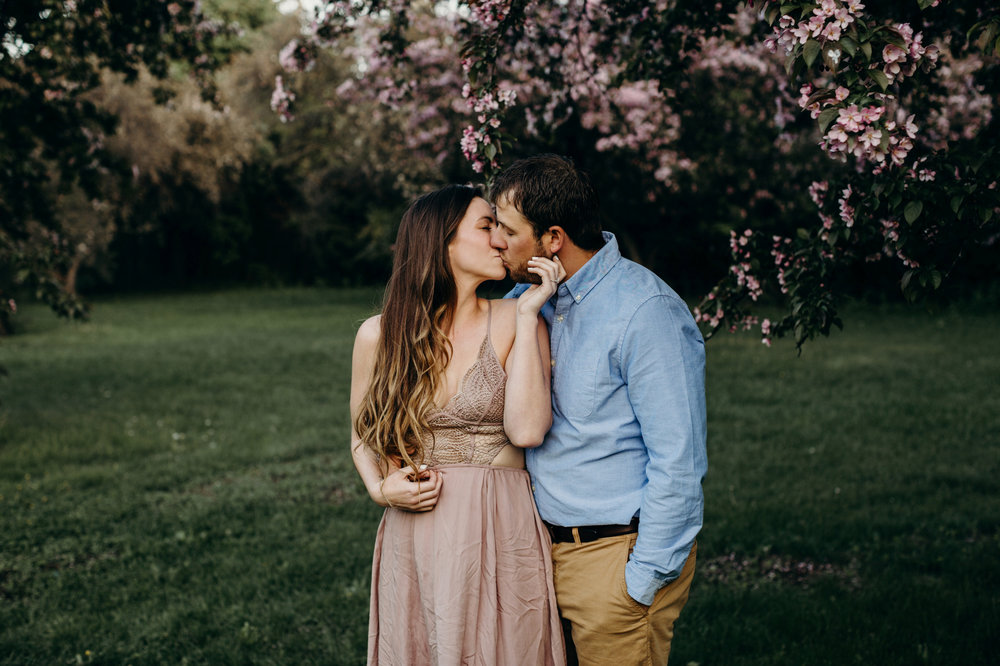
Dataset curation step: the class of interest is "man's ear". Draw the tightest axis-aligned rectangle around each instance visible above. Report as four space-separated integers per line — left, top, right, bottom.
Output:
544 226 567 255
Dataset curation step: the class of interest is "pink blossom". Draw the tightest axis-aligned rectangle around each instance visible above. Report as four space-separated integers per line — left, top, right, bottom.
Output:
860 106 884 123
821 23 841 42
807 15 827 38
883 44 907 65
815 0 837 17
859 125 882 148
838 186 855 227
809 180 829 206
270 75 295 122
789 24 810 45
831 8 853 30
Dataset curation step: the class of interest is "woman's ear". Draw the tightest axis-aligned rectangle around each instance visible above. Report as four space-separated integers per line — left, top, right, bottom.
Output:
544 226 566 255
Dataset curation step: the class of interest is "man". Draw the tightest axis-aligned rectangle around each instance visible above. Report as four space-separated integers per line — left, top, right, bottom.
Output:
489 154 707 665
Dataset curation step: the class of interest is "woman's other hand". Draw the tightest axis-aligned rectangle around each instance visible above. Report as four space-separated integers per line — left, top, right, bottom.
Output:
378 466 443 512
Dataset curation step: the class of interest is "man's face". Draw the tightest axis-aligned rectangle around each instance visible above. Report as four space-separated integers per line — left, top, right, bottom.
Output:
490 195 549 284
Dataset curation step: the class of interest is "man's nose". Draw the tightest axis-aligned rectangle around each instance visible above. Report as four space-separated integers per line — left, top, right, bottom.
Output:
489 227 506 249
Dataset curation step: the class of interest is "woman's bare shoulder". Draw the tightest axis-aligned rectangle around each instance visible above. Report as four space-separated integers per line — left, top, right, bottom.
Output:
486 299 518 358
487 298 520 328
488 297 519 316
354 314 382 348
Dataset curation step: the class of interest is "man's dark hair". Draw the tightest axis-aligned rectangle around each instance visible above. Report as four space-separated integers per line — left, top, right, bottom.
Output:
489 154 604 251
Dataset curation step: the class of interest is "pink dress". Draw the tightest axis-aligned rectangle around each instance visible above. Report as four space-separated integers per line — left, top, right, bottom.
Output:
367 305 565 665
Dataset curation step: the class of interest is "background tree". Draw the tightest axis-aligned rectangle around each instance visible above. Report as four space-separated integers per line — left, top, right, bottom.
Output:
0 0 239 332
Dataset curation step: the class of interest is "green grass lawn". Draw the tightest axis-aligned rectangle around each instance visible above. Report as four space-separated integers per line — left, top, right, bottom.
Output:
1 288 997 665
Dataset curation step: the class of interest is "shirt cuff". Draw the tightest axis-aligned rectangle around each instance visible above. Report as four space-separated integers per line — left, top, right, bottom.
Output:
624 558 673 606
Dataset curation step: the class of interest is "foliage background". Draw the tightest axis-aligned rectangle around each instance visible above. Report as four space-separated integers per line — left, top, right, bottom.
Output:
4 1 996 323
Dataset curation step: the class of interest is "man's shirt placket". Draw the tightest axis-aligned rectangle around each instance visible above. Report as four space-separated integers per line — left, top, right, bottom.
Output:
549 285 573 380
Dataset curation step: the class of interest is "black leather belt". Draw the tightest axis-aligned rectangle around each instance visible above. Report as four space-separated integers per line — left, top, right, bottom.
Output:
545 518 639 543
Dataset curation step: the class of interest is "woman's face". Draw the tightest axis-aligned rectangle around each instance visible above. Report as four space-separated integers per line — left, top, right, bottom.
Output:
447 197 506 284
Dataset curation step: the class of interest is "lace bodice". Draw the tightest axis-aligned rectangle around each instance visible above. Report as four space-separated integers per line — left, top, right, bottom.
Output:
423 303 510 465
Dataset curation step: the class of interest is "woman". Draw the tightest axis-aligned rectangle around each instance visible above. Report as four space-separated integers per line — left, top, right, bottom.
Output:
349 185 567 665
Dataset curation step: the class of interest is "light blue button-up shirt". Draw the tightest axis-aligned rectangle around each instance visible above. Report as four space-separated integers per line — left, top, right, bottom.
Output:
508 232 707 605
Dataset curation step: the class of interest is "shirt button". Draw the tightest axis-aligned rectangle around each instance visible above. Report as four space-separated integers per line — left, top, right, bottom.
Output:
575 294 582 301
556 314 564 323
531 484 536 492
550 359 556 368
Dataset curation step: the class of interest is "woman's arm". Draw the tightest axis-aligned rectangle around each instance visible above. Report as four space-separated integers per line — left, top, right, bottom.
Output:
350 316 442 510
503 313 552 447
502 256 563 447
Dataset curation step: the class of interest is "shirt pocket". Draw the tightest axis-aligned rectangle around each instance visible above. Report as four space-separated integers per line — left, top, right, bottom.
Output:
553 346 600 420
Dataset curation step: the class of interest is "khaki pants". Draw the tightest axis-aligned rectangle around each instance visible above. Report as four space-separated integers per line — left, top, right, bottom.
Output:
552 533 697 666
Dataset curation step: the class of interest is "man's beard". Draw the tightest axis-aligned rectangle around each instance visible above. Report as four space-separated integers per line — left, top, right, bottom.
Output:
506 259 541 284
505 242 547 284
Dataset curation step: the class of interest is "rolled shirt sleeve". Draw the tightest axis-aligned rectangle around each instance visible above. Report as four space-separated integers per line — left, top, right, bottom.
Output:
621 294 707 605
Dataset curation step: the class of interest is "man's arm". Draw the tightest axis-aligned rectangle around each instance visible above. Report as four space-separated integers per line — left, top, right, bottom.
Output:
621 294 708 605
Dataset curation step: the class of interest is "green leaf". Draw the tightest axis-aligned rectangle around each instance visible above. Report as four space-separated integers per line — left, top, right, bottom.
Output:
878 28 908 50
900 269 915 292
930 270 942 290
785 53 797 76
796 227 811 240
817 107 839 134
982 207 994 223
805 89 836 107
765 4 781 25
868 69 889 91
803 39 821 67
950 195 964 214
839 36 858 57
979 24 1000 52
860 41 873 61
484 143 497 160
904 200 923 224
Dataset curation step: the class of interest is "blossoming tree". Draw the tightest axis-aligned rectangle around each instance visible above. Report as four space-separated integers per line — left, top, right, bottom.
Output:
277 0 999 348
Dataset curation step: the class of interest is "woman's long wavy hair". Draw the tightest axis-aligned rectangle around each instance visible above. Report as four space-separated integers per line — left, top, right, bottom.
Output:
354 184 481 471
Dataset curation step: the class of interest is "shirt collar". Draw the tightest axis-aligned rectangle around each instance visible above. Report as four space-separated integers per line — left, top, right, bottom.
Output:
560 231 621 304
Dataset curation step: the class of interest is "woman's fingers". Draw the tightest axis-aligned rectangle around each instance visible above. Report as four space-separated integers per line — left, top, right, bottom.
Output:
526 256 564 289
384 467 442 511
518 255 564 315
